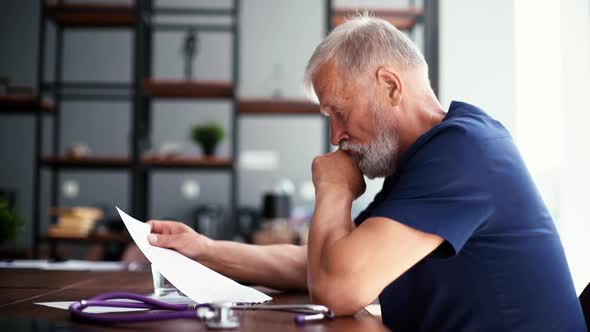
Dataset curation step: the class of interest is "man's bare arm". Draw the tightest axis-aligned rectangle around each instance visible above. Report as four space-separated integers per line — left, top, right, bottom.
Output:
147 220 307 291
202 241 308 291
308 151 444 315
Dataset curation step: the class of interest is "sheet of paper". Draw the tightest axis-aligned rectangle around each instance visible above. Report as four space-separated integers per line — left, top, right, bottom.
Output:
36 301 148 314
116 207 272 304
0 260 50 269
35 292 194 314
364 304 382 317
43 260 126 271
0 260 125 271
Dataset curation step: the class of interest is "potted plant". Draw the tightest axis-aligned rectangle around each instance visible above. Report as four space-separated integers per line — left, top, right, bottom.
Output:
191 123 225 157
0 197 24 245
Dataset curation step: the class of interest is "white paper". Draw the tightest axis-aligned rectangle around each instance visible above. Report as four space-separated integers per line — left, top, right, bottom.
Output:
35 292 193 313
43 260 126 271
0 260 50 269
36 300 148 314
0 260 125 271
116 207 272 304
364 304 382 317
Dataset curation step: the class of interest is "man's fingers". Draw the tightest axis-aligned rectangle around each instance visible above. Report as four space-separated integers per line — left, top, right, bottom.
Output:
148 233 177 250
148 233 195 259
147 220 187 234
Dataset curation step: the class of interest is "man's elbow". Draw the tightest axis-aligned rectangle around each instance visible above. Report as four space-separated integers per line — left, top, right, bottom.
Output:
309 276 370 316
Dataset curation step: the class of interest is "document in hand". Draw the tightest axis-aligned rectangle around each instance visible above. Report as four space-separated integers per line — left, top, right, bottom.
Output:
116 207 272 304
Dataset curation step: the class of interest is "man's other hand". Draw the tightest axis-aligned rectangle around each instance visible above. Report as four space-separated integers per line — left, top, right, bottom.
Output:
147 220 213 260
312 150 366 200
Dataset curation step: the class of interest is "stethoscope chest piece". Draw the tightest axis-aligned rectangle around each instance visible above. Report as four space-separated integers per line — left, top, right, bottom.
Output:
198 302 240 329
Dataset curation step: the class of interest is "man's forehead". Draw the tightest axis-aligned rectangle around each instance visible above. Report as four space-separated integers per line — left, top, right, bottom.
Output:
312 63 342 101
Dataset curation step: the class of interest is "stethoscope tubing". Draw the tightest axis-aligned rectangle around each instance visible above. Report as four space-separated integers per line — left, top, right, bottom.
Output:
69 292 209 324
68 292 333 325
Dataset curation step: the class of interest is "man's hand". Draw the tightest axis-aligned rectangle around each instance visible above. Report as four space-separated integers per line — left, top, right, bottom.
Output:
311 150 366 200
147 220 213 260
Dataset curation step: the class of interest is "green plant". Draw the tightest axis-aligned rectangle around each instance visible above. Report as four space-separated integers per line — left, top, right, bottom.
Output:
0 197 24 245
191 123 225 156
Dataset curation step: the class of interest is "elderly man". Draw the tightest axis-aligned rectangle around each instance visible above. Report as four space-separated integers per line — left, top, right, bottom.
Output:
147 16 586 331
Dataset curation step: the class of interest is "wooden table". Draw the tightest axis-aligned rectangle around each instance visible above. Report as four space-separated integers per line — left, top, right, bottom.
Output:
0 268 389 331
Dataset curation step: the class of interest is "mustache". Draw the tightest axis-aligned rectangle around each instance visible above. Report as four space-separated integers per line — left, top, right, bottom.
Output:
339 141 367 154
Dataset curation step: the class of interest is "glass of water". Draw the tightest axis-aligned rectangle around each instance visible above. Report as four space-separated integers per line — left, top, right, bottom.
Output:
151 264 176 297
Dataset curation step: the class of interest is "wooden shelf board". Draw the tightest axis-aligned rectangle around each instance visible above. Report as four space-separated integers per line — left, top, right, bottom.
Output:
144 79 234 98
41 232 130 243
41 155 233 169
46 3 136 28
238 98 320 115
41 156 131 168
142 155 233 168
0 95 54 114
332 7 422 30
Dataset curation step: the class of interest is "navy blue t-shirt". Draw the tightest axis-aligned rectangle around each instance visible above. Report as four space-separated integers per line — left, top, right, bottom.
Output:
355 101 586 331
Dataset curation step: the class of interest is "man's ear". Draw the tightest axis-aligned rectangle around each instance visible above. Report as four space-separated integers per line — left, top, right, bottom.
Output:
375 66 403 106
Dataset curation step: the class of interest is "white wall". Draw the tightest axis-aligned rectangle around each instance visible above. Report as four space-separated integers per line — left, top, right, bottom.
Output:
515 0 590 294
440 0 516 131
557 0 590 293
441 0 590 293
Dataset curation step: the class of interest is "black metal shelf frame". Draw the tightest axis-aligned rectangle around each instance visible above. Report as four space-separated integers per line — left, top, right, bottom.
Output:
33 1 140 257
33 1 242 257
133 1 241 237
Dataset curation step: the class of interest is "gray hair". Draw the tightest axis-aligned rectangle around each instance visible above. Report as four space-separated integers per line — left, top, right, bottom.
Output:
304 14 428 100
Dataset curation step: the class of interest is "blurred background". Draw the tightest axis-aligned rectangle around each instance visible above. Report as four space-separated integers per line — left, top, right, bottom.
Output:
0 0 588 292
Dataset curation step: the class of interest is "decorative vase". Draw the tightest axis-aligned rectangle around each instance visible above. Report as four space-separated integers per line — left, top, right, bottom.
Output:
202 144 217 157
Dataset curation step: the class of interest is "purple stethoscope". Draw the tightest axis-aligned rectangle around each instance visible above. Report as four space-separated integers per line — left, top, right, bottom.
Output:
69 292 334 329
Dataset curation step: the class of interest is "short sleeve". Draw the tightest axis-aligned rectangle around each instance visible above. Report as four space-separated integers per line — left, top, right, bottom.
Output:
369 125 494 256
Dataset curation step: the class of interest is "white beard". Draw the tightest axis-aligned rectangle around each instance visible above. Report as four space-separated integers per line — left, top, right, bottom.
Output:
340 100 400 179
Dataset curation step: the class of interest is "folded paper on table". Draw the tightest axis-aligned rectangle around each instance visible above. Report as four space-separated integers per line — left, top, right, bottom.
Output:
36 292 193 313
116 207 272 304
37 301 148 314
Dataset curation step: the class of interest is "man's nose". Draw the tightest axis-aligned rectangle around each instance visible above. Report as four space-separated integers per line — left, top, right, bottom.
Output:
330 120 348 146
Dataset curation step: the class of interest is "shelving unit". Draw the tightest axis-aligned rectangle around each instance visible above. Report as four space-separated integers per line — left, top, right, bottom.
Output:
34 1 139 258
31 1 242 257
30 0 438 258
143 79 234 98
142 155 234 170
45 2 135 28
131 1 241 235
238 98 320 115
40 156 131 169
0 95 55 114
0 91 52 259
331 7 423 31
